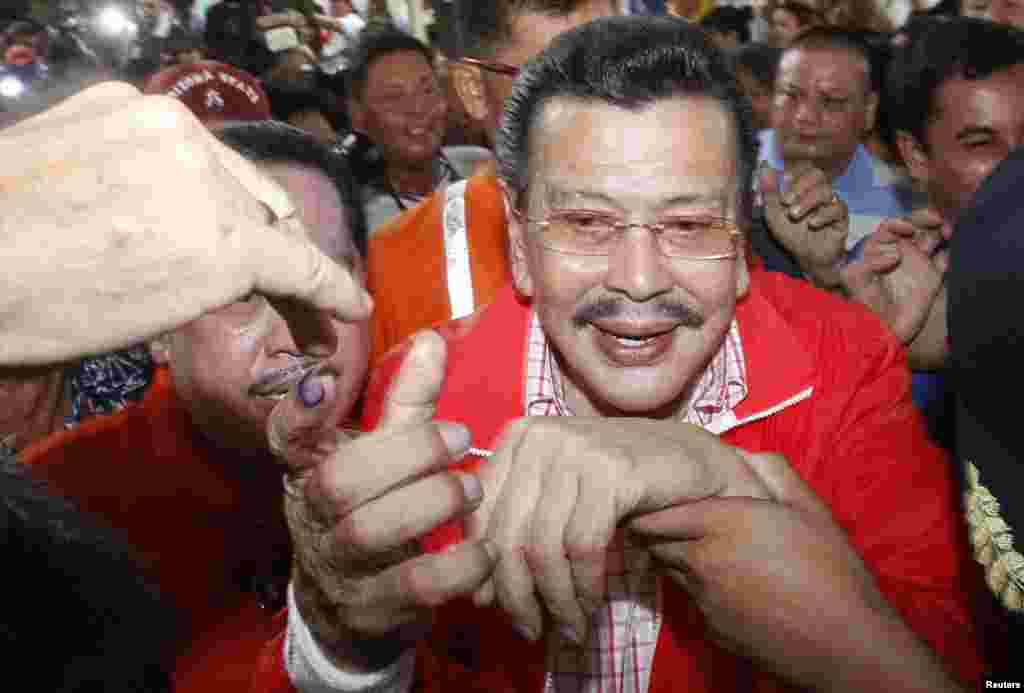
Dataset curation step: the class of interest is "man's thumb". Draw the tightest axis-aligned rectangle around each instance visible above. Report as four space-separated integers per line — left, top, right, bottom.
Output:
377 330 448 432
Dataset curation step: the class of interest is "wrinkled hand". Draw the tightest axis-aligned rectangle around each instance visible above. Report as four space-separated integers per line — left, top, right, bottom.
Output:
267 332 494 672
466 417 771 645
840 208 948 345
628 453 961 692
760 163 849 288
0 82 370 366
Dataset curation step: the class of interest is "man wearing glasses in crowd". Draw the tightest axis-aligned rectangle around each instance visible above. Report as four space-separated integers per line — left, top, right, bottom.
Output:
265 16 983 693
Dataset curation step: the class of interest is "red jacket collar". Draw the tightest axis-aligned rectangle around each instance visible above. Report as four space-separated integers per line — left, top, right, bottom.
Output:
444 275 816 433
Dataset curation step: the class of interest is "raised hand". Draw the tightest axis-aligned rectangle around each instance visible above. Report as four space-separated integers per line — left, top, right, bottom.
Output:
759 162 849 289
267 331 495 671
465 417 770 646
0 82 370 366
841 208 948 346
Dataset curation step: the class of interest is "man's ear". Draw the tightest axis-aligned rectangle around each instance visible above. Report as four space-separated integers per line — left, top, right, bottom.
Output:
450 61 489 123
734 252 750 300
148 334 172 366
502 181 534 297
864 90 879 135
348 96 367 134
896 130 930 186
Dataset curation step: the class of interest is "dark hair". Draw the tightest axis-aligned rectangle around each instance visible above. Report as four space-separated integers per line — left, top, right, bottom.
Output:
453 0 616 59
731 41 783 87
766 1 825 29
499 15 758 222
1 454 176 692
784 26 876 90
701 6 752 44
346 25 434 100
216 120 369 259
885 16 1024 150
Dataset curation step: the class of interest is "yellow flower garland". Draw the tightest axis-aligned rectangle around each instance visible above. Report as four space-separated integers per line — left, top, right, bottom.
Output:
964 461 1024 612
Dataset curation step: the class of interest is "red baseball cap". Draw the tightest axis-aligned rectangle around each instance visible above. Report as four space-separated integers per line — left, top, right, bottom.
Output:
143 60 271 126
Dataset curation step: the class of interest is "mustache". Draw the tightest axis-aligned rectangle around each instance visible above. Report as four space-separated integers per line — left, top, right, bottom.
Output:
248 356 323 397
572 296 705 329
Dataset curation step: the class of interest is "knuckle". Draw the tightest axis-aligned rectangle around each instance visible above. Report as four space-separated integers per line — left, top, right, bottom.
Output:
564 531 606 564
402 559 449 607
523 540 556 576
334 510 380 553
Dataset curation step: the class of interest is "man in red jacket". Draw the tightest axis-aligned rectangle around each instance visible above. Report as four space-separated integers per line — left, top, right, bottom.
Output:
22 120 371 692
264 16 986 693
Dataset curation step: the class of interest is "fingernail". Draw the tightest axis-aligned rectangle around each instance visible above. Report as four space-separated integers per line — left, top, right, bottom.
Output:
515 623 537 642
436 421 471 459
361 288 374 314
456 471 483 506
560 624 584 646
298 370 325 408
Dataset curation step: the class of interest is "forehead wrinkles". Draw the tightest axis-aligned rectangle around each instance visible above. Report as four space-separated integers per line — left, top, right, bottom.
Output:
933 68 1024 127
526 97 737 210
779 48 869 93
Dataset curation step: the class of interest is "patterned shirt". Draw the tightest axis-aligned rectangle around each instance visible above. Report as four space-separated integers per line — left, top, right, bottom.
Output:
67 345 155 427
523 311 748 693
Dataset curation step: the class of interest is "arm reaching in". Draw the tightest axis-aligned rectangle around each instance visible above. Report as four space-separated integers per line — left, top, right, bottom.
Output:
629 452 969 693
0 83 371 366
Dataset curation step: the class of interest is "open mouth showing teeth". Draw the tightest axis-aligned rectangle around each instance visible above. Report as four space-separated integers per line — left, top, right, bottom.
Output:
614 334 655 346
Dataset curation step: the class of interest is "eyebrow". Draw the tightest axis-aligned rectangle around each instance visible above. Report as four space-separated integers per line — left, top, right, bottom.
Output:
543 186 728 212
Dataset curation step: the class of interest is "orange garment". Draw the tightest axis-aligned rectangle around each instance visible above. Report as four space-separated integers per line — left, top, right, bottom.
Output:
22 368 290 692
367 174 511 365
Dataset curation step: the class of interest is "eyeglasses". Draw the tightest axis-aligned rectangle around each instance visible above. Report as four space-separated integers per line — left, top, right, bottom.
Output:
456 56 521 78
517 209 742 260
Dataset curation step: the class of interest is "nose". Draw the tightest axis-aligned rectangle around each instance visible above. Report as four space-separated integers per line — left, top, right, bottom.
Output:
263 303 305 360
603 227 674 303
791 96 821 128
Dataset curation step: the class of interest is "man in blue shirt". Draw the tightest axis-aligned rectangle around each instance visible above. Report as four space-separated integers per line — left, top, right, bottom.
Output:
759 27 916 251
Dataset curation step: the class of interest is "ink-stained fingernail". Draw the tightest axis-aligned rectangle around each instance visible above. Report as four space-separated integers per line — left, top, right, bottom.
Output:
515 623 537 642
457 471 483 506
299 370 325 408
436 421 471 459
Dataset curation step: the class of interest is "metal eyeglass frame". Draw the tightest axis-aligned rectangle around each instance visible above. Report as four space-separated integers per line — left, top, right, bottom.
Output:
513 209 743 261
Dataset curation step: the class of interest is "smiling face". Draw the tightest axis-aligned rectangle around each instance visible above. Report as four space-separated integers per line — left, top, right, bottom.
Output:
351 49 447 169
508 97 747 418
901 64 1024 224
772 46 876 180
159 164 370 452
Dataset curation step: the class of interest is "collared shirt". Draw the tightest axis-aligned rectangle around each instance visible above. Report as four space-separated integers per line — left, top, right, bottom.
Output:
758 130 922 249
523 311 748 693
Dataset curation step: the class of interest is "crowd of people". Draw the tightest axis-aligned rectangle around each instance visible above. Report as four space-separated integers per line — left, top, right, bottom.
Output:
2 0 1024 691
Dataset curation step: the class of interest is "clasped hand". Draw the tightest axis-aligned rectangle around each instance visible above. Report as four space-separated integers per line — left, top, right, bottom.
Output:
270 330 887 685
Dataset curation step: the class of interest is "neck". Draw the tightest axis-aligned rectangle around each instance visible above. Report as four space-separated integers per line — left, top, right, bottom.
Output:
385 158 438 197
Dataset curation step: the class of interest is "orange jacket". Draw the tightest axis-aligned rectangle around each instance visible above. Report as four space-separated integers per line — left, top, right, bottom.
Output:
367 174 511 365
